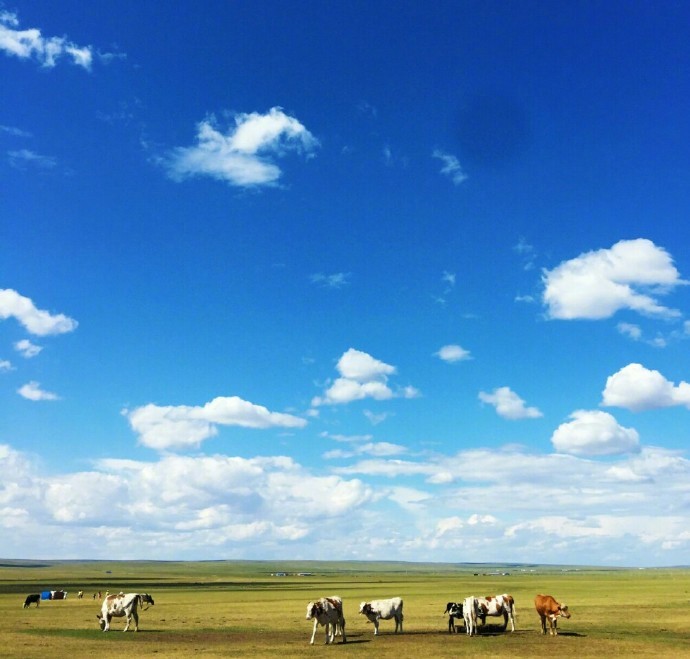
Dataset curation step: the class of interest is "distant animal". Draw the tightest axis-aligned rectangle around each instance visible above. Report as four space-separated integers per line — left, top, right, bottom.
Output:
77 590 84 599
96 592 154 632
358 597 403 635
463 596 479 636
305 596 346 645
476 593 516 631
534 594 570 636
23 594 40 608
443 601 464 633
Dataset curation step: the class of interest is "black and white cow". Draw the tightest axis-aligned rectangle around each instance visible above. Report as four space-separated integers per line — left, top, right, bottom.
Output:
305 596 346 645
359 597 403 635
23 594 40 608
443 601 464 633
96 592 154 632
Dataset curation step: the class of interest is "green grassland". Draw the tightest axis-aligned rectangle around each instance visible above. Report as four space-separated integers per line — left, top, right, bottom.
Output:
1 560 689 657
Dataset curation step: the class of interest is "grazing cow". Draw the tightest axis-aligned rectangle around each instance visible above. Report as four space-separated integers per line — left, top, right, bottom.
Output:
443 602 464 633
305 596 346 645
96 592 155 632
23 594 40 609
358 597 403 635
535 594 570 636
476 593 516 631
77 590 84 599
463 596 479 636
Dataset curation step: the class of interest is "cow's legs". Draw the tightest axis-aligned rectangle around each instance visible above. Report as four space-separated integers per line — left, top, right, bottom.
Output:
340 618 346 643
373 619 379 635
132 609 139 631
309 619 318 645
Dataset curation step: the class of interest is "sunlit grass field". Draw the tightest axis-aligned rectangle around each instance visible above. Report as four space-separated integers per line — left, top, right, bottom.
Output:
1 560 689 657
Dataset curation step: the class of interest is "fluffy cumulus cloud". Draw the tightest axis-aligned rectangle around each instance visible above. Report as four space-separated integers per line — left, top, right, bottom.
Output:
0 11 92 69
311 348 419 406
602 363 690 412
18 381 59 401
164 107 319 187
435 344 472 363
542 238 685 320
124 396 307 451
0 289 78 336
478 386 542 419
551 410 640 456
5 440 690 563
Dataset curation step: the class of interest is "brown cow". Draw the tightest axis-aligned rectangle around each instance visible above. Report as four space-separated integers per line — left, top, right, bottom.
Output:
534 594 570 635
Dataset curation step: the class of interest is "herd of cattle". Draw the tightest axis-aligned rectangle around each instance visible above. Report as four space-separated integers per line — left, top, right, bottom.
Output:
22 588 571 640
305 593 571 644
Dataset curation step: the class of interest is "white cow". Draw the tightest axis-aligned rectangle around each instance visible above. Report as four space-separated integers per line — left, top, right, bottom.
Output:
463 596 479 636
358 597 403 635
305 596 346 645
476 593 516 631
96 592 155 632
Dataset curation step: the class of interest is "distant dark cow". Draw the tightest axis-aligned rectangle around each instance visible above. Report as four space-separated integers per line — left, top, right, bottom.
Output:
535 594 570 636
359 597 403 635
97 592 155 632
23 594 40 608
444 602 463 633
305 596 346 645
476 593 516 631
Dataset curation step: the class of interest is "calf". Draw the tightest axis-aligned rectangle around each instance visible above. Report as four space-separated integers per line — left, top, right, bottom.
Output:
443 601 463 633
23 594 40 608
534 594 570 636
476 593 516 631
96 592 154 632
359 597 403 635
305 596 346 645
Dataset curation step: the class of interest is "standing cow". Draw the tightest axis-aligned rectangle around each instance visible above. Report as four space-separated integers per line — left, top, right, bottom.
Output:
359 597 403 635
444 602 464 633
463 596 480 636
305 596 346 645
476 593 516 631
23 594 40 608
535 594 570 635
96 592 154 632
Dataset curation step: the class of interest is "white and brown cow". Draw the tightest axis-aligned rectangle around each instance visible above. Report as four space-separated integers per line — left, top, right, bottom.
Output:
476 593 516 631
96 592 155 632
535 593 570 635
462 596 480 636
305 596 346 645
358 597 403 635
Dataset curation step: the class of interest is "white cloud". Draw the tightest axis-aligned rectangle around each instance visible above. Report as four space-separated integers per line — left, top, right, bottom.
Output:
14 339 42 358
8 149 57 170
432 149 467 185
602 363 690 412
551 409 640 456
542 238 685 320
617 322 642 341
164 107 319 187
435 344 471 363
312 348 419 406
18 381 59 401
323 441 406 459
124 396 307 451
0 11 92 69
310 272 350 289
0 289 78 336
478 386 542 420
0 360 13 372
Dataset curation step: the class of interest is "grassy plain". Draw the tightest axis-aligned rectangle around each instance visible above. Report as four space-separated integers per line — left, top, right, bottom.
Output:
1 560 689 658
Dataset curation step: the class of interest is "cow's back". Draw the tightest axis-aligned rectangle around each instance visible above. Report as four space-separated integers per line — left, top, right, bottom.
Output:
534 594 557 614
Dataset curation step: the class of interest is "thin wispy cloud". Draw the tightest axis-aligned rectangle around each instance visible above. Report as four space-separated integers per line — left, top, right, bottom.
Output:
0 11 93 69
310 272 351 289
164 107 319 188
432 149 467 185
14 339 42 358
0 124 32 138
7 149 57 171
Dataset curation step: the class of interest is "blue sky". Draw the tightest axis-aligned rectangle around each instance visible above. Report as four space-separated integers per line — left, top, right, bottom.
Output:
2 1 690 565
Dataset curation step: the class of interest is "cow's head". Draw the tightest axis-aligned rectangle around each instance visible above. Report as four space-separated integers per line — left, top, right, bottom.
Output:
96 613 106 630
558 604 571 619
359 602 373 615
448 603 463 617
139 593 155 607
306 601 322 620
